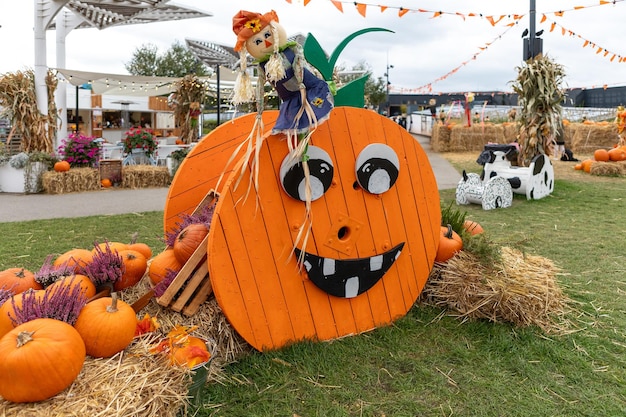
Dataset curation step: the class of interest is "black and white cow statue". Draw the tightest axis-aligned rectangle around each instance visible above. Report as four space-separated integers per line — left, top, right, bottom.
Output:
481 151 554 200
456 171 513 210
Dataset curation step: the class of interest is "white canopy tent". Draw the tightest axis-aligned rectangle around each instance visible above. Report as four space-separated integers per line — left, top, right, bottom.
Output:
33 0 212 145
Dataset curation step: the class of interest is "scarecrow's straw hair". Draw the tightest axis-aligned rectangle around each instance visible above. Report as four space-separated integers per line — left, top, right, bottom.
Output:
420 246 574 334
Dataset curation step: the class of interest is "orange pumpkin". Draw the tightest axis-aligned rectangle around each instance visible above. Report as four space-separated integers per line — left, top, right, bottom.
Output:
463 220 484 235
148 248 182 286
0 268 42 294
580 159 594 173
0 290 46 338
53 160 70 172
171 336 211 368
435 225 463 262
46 274 96 300
608 147 626 161
113 249 148 291
54 249 94 272
593 149 610 162
73 294 137 358
0 318 86 403
574 163 583 170
171 108 440 351
92 241 128 255
173 223 209 264
101 178 112 188
128 242 153 260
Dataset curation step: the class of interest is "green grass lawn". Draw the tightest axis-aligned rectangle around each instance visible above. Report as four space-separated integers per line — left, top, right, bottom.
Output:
1 170 625 416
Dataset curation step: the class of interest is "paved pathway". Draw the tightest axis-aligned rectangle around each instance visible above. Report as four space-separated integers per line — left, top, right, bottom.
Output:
0 134 460 223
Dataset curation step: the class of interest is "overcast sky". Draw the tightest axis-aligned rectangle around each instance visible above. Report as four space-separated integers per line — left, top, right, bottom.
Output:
1 0 624 94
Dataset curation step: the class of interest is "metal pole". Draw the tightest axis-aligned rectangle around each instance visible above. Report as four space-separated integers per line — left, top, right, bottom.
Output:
75 85 79 133
216 65 221 125
529 0 536 58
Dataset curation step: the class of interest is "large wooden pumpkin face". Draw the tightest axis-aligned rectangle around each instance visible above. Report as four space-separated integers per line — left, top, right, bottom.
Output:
208 107 441 351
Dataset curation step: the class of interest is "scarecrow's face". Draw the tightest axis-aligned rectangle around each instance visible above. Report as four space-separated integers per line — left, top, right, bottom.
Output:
207 108 441 351
245 21 287 59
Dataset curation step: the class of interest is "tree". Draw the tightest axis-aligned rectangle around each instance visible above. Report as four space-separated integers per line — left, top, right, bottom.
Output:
125 41 209 77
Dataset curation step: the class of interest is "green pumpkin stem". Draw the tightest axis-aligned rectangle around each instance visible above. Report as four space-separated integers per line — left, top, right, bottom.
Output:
444 224 454 239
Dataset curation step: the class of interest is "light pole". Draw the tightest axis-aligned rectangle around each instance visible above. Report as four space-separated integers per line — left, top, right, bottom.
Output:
384 62 393 116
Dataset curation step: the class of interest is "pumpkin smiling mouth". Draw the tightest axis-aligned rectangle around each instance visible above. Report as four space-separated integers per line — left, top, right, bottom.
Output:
294 243 405 298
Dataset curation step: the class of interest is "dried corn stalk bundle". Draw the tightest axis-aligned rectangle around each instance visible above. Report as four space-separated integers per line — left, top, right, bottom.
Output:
512 55 565 166
421 247 573 333
122 166 171 189
171 75 207 144
0 69 57 153
42 168 100 194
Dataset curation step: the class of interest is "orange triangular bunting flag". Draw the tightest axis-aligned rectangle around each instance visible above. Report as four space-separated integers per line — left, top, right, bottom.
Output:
303 0 310 5
399 8 409 17
596 47 603 54
540 14 547 23
433 11 442 18
600 0 609 4
561 27 566 35
356 3 367 17
330 0 343 12
610 54 616 62
380 6 387 12
574 6 584 9
555 11 564 16
583 40 589 47
550 22 556 32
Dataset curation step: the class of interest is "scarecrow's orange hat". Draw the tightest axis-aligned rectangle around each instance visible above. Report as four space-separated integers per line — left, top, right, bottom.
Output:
232 10 279 52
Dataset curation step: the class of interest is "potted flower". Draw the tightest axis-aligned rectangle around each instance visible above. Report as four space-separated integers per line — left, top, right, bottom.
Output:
0 148 55 193
122 127 157 164
57 132 101 168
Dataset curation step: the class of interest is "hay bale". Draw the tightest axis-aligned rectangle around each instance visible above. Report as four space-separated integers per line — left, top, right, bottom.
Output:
122 166 171 189
42 168 100 194
570 123 619 153
446 124 507 152
589 160 626 176
431 123 452 152
420 247 572 333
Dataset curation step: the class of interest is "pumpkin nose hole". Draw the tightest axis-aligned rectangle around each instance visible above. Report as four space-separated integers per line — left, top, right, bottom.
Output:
352 181 361 190
337 226 350 241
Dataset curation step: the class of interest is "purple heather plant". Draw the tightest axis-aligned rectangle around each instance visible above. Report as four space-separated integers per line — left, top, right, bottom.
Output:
152 268 179 298
0 288 14 306
57 132 101 167
35 254 73 288
11 285 88 326
81 241 125 287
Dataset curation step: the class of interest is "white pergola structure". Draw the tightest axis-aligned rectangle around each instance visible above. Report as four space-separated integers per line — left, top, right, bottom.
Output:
34 0 211 139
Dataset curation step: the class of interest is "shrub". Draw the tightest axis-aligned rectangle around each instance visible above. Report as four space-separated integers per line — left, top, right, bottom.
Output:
57 133 101 167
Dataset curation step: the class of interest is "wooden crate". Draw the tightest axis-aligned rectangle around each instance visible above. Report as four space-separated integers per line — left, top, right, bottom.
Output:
99 159 122 185
156 190 217 316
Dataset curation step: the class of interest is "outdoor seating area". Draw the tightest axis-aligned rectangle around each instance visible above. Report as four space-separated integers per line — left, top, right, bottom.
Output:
100 139 194 167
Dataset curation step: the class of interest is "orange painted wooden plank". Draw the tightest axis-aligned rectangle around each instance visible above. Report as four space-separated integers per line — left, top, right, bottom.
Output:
163 112 279 234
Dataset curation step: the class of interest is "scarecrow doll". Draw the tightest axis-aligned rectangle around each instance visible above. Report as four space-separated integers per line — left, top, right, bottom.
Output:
229 10 334 260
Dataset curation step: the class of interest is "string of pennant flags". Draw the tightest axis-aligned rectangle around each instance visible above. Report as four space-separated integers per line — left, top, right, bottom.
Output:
283 0 625 92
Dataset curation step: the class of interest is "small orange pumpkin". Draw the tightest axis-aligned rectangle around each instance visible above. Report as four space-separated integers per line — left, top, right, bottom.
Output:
580 159 594 173
608 147 626 161
171 336 211 368
101 178 112 188
54 249 94 273
173 223 209 264
435 225 463 263
46 274 96 300
0 268 42 294
113 249 148 291
0 290 46 338
462 220 484 236
73 293 137 358
593 149 610 162
148 249 182 286
0 318 86 403
128 242 153 260
574 163 583 170
53 160 71 172
92 241 128 255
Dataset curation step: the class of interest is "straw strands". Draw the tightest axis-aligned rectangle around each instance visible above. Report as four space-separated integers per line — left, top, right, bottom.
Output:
421 247 573 333
589 160 626 176
42 168 100 194
122 166 170 189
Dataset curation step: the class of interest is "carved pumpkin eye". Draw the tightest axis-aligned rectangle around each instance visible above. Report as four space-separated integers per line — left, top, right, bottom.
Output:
355 144 400 194
280 146 334 201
